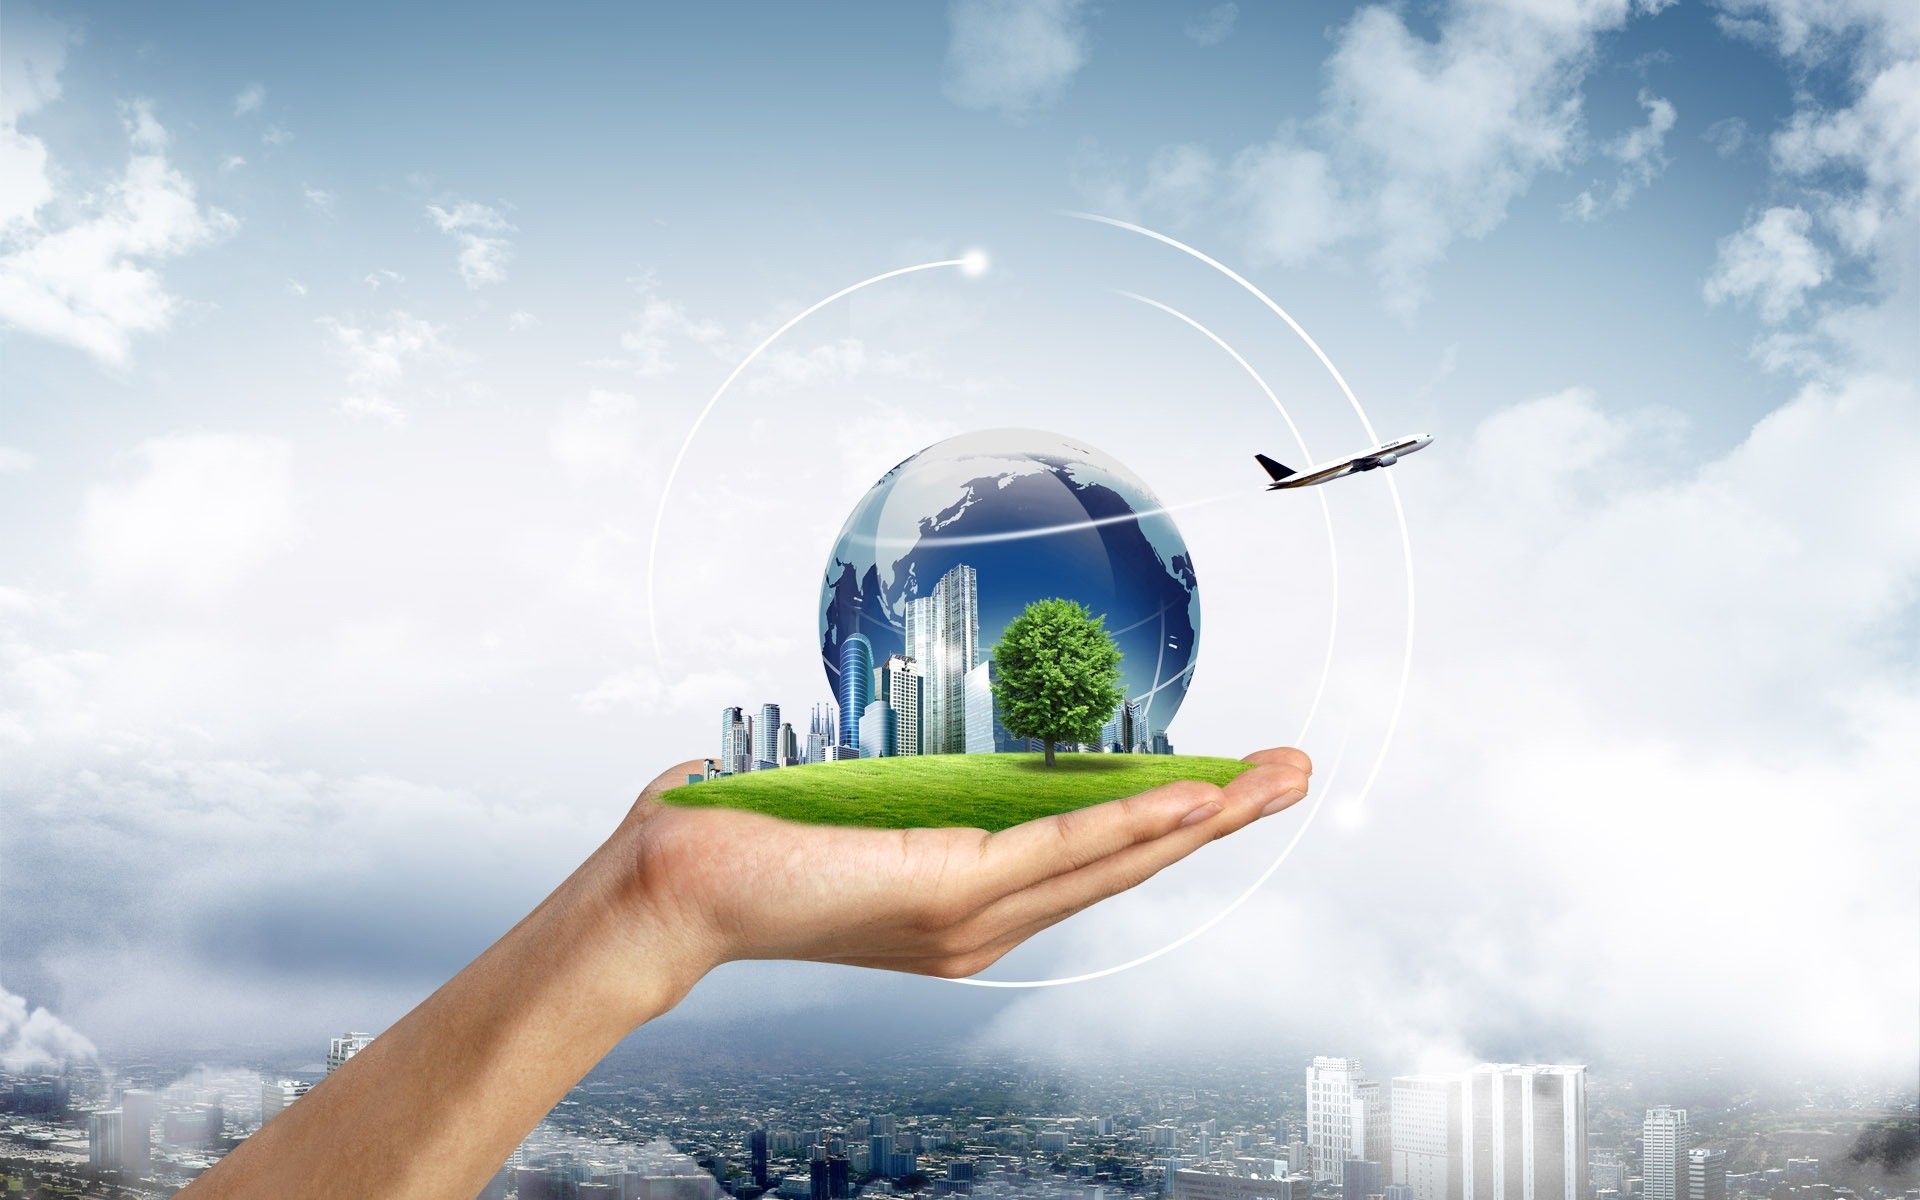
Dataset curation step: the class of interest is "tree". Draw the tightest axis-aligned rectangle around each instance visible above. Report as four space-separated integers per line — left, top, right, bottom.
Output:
990 598 1124 766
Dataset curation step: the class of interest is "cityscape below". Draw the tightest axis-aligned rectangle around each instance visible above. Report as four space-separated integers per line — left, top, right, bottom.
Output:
2 1039 1911 1200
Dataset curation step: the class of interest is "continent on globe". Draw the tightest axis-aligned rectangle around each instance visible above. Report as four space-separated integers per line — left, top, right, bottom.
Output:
818 429 1200 754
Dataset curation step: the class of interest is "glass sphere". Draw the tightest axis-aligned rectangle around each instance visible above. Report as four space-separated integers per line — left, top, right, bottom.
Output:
819 429 1199 748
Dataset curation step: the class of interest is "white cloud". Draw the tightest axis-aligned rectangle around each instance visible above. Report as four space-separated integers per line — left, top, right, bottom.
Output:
944 0 1091 118
261 124 291 146
1704 115 1748 157
0 7 73 233
1 983 96 1071
549 389 643 480
0 446 34 473
426 200 516 288
1185 3 1239 47
1564 89 1677 220
508 310 538 331
220 154 247 173
320 311 451 424
619 282 724 378
81 433 294 600
0 97 236 364
233 82 265 117
1099 0 1669 314
303 184 335 215
363 268 404 290
1704 205 1832 321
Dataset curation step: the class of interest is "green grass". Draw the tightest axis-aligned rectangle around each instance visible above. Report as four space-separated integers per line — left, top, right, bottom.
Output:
660 753 1252 831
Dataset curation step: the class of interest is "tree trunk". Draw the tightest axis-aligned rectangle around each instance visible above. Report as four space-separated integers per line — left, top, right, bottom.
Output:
1044 739 1056 767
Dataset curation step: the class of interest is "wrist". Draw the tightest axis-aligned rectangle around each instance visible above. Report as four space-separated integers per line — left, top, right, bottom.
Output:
572 815 726 1026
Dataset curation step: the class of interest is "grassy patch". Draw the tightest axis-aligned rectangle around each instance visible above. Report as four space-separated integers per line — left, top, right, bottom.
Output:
660 753 1252 831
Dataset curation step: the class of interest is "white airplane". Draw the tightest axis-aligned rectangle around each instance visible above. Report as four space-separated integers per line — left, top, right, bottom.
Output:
1255 433 1432 490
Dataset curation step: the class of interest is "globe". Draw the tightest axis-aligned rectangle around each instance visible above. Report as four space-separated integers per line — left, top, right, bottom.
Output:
819 429 1200 750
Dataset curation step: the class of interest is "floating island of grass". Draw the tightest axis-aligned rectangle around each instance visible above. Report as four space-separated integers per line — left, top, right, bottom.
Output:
661 752 1253 832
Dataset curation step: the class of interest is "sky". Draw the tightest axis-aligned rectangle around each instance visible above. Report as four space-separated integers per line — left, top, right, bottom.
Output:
1 0 1915 1084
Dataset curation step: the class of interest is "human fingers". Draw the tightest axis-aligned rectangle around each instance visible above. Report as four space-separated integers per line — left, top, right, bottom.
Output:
822 759 1311 978
972 747 1311 898
960 760 1310 949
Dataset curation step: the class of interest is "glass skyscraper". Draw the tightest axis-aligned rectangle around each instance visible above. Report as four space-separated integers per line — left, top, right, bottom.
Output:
904 563 978 754
838 634 873 750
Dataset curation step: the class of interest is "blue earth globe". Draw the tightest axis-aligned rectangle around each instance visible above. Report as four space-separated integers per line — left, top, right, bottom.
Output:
819 429 1199 748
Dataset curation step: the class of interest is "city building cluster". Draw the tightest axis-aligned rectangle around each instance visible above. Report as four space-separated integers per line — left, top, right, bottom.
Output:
709 562 1172 783
3 1041 1911 1200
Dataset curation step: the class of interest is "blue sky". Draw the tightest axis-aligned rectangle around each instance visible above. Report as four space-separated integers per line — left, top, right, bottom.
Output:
2 0 1915 1080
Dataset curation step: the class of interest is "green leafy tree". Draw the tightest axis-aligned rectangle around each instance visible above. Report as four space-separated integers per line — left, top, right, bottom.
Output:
991 598 1124 766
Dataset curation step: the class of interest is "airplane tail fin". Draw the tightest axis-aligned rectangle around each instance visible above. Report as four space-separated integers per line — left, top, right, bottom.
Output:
1255 453 1296 482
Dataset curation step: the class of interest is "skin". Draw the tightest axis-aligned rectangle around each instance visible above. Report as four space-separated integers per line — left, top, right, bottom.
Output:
181 746 1311 1200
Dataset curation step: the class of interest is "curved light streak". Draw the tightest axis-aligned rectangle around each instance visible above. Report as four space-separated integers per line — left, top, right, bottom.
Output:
646 257 971 667
951 216 1416 989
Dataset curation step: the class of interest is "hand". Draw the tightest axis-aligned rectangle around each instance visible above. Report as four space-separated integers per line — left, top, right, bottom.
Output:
601 747 1311 985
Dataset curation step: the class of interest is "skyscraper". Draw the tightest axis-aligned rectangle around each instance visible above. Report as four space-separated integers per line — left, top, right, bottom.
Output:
859 701 897 758
778 721 799 766
1102 698 1139 752
1642 1109 1690 1200
905 563 979 753
721 707 751 776
1308 1058 1383 1184
1464 1064 1588 1200
756 703 782 769
1687 1148 1726 1200
89 1110 127 1172
875 653 922 755
327 1031 374 1075
838 634 873 751
964 660 1034 753
1392 1075 1464 1200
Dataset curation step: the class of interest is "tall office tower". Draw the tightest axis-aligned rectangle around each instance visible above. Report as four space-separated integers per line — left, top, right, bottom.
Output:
904 563 979 753
1388 1188 1417 1200
1464 1065 1588 1200
1345 1160 1387 1200
870 1134 896 1178
779 721 799 766
89 1109 126 1171
1102 699 1139 752
964 660 1031 753
720 707 751 776
860 701 898 758
1308 1058 1373 1184
875 653 923 755
757 703 782 768
838 634 874 750
1150 729 1174 754
1393 1075 1465 1200
1641 1110 1691 1200
120 1087 158 1173
1687 1149 1725 1200
749 1129 770 1189
327 1032 374 1075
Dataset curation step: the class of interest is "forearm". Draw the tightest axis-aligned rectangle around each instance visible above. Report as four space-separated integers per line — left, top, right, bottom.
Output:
182 823 713 1200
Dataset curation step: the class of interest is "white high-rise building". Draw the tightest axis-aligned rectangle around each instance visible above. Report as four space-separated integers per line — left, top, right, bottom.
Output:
875 654 922 756
1642 1109 1690 1200
261 1079 311 1124
327 1031 375 1075
721 707 752 776
1308 1058 1384 1184
1392 1075 1464 1200
756 703 782 769
1463 1065 1587 1200
904 563 978 753
778 721 799 766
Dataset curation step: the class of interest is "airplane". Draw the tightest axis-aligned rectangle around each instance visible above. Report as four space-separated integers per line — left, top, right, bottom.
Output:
1255 433 1433 490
